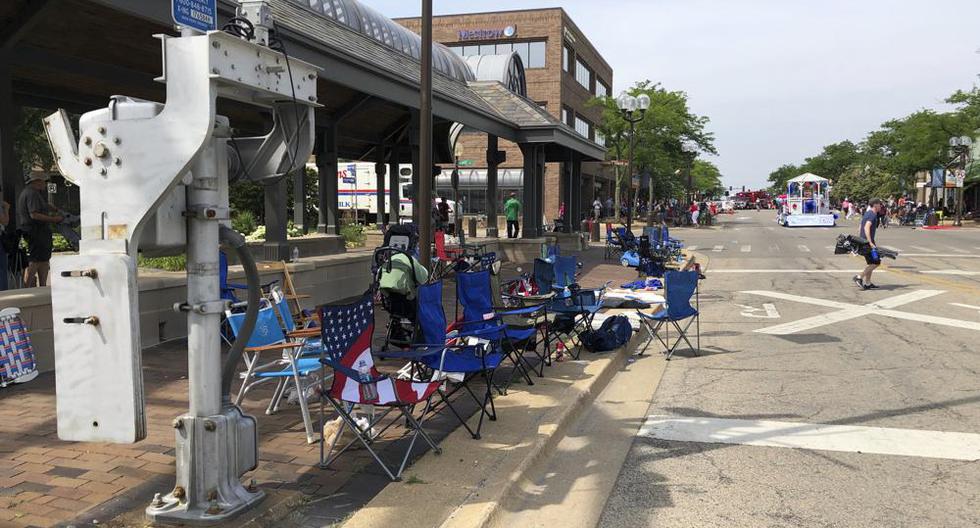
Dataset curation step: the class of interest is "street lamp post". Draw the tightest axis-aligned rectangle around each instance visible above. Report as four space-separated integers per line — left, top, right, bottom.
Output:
948 135 972 227
681 140 698 204
616 92 650 232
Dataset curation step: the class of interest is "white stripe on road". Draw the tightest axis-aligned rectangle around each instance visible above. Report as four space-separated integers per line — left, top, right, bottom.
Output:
740 245 751 253
921 270 980 276
712 245 724 252
797 245 810 253
640 416 980 461
909 246 936 253
902 254 980 258
687 245 698 251
950 302 980 311
743 290 980 334
714 269 884 274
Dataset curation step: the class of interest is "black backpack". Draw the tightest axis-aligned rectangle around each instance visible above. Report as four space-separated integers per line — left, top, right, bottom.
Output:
582 315 633 353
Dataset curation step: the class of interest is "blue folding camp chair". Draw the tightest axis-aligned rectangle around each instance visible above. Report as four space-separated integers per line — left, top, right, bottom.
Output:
317 292 442 481
546 256 608 359
456 270 543 388
409 280 506 439
636 270 700 360
228 305 322 443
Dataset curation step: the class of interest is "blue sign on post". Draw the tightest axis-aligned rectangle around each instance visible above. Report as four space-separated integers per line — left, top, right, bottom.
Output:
172 0 217 33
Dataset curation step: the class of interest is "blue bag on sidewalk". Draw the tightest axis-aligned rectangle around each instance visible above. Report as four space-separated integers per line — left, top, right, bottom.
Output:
582 315 633 352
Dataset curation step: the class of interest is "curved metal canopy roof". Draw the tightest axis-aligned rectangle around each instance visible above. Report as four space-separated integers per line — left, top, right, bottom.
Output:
289 0 474 82
465 53 527 98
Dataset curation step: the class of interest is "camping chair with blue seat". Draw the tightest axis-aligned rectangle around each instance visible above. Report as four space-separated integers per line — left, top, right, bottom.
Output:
408 280 506 440
546 256 608 359
636 270 700 360
316 292 443 481
228 304 322 443
456 269 542 388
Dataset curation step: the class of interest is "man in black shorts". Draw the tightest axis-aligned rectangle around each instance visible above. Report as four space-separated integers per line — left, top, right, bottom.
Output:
853 198 883 290
17 172 62 287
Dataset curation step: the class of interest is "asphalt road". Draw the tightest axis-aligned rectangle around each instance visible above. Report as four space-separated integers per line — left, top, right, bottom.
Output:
599 210 980 528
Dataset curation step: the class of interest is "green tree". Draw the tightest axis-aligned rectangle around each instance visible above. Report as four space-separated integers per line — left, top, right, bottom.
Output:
13 108 57 173
691 159 724 197
590 81 717 204
768 163 800 193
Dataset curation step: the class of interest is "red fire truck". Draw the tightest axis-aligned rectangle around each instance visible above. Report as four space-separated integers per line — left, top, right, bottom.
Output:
734 190 773 209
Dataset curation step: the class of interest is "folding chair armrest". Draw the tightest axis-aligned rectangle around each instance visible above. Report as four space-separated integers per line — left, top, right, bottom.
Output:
245 342 302 352
288 328 321 338
455 321 507 340
495 305 545 316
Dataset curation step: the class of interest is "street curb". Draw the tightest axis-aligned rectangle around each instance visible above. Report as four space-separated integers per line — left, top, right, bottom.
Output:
341 328 648 528
450 335 645 528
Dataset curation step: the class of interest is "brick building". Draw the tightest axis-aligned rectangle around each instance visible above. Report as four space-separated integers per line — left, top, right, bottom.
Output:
396 8 614 225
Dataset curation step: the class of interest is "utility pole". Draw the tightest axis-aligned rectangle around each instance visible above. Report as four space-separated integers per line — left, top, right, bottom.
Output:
418 0 433 268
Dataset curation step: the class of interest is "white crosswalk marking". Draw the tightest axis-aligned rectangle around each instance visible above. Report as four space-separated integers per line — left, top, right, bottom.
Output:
712 245 724 252
640 416 980 461
797 245 810 253
910 245 935 253
687 245 698 251
740 245 751 253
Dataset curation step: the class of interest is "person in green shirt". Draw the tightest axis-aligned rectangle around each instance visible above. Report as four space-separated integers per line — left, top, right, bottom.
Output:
504 192 521 238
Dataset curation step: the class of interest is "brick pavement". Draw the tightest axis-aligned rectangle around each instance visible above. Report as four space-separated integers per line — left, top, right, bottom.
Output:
0 248 634 528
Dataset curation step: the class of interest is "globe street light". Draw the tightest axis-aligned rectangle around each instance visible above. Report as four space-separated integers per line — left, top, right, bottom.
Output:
681 140 698 204
617 92 650 232
948 135 972 226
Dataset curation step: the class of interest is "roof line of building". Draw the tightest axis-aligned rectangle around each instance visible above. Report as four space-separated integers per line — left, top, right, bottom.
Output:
392 7 563 21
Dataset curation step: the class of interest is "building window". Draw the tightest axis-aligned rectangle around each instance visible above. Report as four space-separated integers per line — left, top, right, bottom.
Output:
447 40 546 68
528 41 546 68
595 131 606 146
574 115 591 138
562 105 574 126
563 45 572 72
596 79 609 98
575 57 592 91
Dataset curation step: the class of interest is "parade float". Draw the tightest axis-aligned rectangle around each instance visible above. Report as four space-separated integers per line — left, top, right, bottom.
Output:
778 173 836 227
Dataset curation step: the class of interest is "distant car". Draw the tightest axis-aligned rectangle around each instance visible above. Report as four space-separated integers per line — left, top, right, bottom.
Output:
733 200 748 210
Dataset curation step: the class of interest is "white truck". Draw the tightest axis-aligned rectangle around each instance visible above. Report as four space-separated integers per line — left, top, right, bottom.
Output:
307 161 455 225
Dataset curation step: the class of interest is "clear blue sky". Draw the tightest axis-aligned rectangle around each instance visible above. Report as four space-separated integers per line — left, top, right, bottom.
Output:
369 0 980 190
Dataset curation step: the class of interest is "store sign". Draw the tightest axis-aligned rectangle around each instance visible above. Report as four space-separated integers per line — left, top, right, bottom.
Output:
458 25 517 41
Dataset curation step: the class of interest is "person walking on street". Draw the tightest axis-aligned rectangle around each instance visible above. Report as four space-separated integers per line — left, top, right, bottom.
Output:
689 202 700 227
592 198 602 221
504 192 521 238
853 198 884 290
17 172 62 287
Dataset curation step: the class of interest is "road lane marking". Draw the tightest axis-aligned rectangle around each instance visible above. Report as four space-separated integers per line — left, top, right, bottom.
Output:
902 254 980 258
687 245 698 251
740 245 751 253
735 303 780 318
909 246 935 253
712 245 724 252
921 270 980 276
742 290 980 334
950 302 980 311
640 416 980 461
797 245 810 253
715 269 883 274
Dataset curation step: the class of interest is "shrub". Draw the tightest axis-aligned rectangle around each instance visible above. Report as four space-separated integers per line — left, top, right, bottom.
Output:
138 254 187 272
245 225 266 242
232 210 258 236
340 222 365 248
52 233 72 252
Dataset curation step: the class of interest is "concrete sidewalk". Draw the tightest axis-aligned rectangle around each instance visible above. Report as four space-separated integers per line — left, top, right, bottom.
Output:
0 248 655 528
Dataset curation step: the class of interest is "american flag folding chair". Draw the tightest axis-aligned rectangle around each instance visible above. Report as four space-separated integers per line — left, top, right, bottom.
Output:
0 308 39 387
317 292 442 481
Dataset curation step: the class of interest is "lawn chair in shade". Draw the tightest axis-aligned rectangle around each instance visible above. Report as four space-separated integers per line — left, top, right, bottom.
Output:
456 269 541 388
636 270 700 360
228 305 322 443
317 292 442 481
0 308 39 387
410 280 506 440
